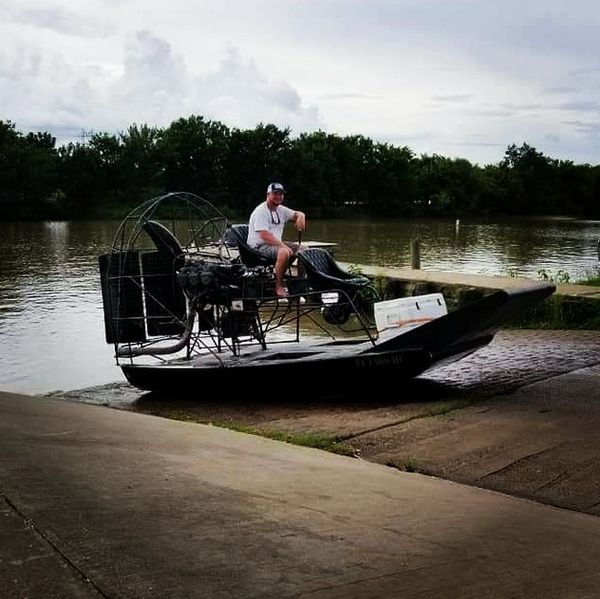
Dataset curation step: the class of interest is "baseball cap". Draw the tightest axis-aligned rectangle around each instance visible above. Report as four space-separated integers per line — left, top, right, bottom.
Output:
267 182 285 194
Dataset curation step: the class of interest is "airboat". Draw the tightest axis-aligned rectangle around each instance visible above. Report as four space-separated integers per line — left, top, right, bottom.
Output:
99 192 555 394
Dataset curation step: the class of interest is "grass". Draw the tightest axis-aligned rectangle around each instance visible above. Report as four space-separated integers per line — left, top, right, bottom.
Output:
509 294 600 330
536 267 600 288
421 399 472 417
503 267 600 330
135 407 357 456
386 457 426 474
578 274 600 287
402 458 421 473
210 420 357 456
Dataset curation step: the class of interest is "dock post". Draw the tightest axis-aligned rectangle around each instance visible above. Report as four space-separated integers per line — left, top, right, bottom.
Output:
410 238 421 269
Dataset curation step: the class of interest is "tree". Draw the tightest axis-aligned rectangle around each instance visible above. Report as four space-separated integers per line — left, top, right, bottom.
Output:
499 143 559 214
119 124 165 204
225 123 291 217
0 120 60 219
158 116 231 204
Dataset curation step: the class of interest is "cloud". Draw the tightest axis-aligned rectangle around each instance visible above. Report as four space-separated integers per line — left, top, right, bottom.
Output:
191 46 323 133
568 64 600 76
0 43 96 135
4 0 600 165
468 109 515 118
563 120 600 136
431 94 474 103
544 133 561 144
441 106 516 119
541 85 577 94
448 141 506 148
501 103 542 111
109 30 190 125
557 100 600 111
1 30 323 142
319 93 381 101
2 3 113 38
0 45 42 80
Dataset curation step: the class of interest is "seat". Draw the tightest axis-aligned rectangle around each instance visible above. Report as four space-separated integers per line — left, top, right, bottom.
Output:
297 248 380 326
297 248 371 296
143 220 185 270
142 220 187 335
226 224 275 268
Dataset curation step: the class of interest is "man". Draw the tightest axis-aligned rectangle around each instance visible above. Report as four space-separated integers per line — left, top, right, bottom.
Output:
247 182 306 298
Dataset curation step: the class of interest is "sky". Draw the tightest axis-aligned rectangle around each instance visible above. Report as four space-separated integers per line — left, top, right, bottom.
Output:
2 0 600 165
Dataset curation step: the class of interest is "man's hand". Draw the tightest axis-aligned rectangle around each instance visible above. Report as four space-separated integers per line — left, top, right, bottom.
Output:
294 211 306 232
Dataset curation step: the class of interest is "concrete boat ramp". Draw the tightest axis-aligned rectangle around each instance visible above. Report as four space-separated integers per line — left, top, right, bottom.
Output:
2 390 600 598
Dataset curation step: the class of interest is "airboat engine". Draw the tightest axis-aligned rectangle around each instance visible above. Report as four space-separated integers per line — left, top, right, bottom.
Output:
99 191 233 350
176 261 245 307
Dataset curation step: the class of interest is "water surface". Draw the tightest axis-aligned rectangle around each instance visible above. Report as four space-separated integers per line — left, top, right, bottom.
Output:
0 217 598 394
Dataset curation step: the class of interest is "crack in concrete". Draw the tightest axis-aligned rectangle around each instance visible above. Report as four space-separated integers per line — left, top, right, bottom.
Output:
339 401 474 442
338 414 423 441
0 490 109 598
535 458 598 492
478 444 566 480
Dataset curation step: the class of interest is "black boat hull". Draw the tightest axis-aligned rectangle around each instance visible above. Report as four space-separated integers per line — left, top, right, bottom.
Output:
121 335 489 394
121 280 554 394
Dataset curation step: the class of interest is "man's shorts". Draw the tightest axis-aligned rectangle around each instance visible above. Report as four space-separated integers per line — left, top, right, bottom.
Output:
254 242 299 263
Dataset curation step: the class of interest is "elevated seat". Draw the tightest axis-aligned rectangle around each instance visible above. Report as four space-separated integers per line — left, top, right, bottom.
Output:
297 248 370 295
142 220 187 336
143 220 185 270
226 224 274 268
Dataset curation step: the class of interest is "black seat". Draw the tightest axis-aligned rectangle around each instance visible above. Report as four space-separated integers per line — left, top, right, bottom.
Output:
227 224 275 268
143 220 185 270
297 248 370 295
141 220 187 336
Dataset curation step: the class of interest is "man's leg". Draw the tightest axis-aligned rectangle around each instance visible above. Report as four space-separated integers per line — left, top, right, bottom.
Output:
274 246 292 297
286 242 304 276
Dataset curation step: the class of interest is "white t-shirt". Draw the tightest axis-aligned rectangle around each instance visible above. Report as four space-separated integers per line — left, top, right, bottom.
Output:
247 202 295 248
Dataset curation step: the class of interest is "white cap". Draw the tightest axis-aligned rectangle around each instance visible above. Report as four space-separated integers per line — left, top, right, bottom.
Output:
266 182 285 193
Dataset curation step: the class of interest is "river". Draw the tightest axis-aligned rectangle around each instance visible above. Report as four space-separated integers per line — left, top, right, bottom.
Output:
0 217 598 394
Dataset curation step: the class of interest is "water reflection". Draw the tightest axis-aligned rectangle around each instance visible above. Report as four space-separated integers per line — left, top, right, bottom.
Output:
0 217 598 394
0 221 120 394
306 218 600 278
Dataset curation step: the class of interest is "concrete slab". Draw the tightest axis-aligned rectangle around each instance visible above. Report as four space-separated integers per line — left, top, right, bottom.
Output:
357 363 600 515
1 495 102 598
350 264 538 291
346 262 600 297
2 392 600 598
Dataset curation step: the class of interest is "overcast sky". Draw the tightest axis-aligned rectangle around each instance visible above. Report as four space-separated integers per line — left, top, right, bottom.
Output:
2 0 600 165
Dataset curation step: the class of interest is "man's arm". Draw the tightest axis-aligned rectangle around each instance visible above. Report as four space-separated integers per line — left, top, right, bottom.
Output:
291 210 306 231
258 230 287 247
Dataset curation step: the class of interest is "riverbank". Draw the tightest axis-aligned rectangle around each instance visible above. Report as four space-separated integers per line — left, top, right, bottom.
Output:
51 329 600 516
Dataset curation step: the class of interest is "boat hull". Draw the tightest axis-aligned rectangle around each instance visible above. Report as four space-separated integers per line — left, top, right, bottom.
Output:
120 283 555 394
121 335 490 394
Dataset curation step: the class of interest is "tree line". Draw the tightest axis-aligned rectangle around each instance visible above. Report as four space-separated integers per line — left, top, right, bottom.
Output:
1 117 599 221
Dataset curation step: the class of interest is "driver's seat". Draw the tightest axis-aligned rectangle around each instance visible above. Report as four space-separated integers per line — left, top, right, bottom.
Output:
227 224 274 268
